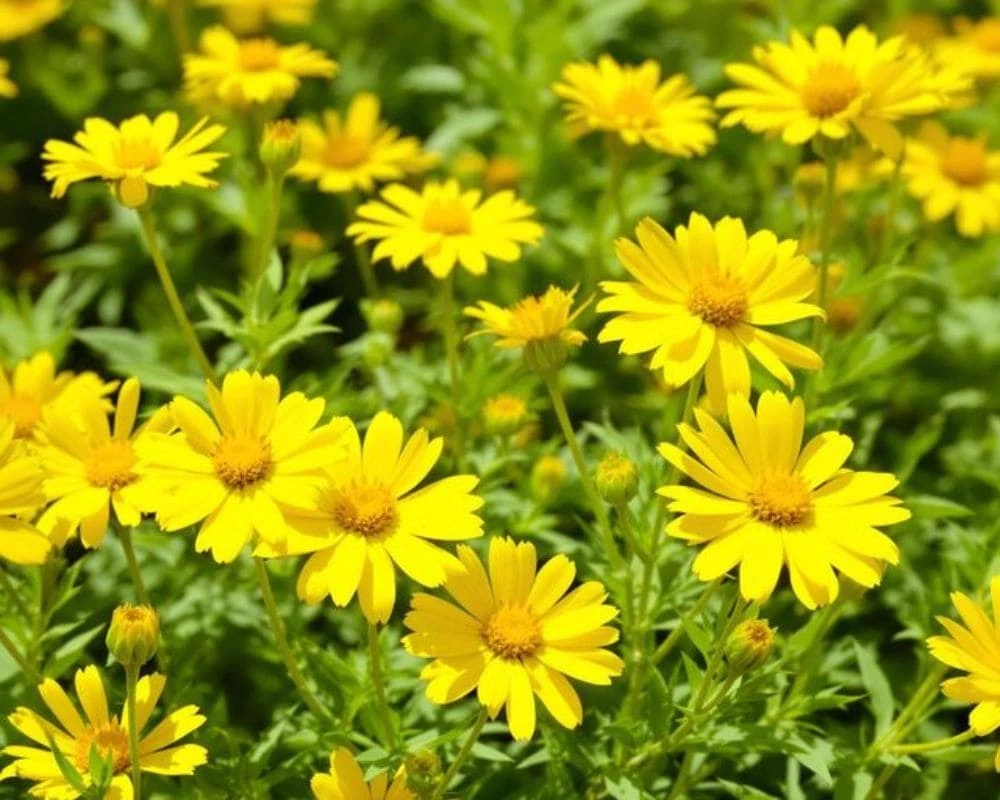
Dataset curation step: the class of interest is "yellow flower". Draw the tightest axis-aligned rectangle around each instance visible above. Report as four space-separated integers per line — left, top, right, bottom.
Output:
137 370 349 563
106 604 160 669
597 214 823 410
311 748 412 800
658 391 910 609
347 179 543 279
42 112 227 209
717 25 942 157
482 393 531 437
0 420 50 565
197 0 316 33
403 537 624 741
0 0 63 41
553 55 716 157
291 93 437 194
183 26 338 110
465 286 588 350
259 411 483 624
0 59 17 98
927 577 1000 770
0 666 207 796
935 17 1000 80
899 121 1000 238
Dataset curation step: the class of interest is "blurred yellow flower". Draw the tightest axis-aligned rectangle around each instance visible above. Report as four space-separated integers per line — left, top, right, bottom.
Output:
0 419 49 565
553 55 716 157
0 59 16 98
0 0 63 41
658 391 910 608
892 13 946 46
348 179 542 278
197 0 315 33
42 112 227 208
465 286 588 350
936 17 1000 80
482 393 531 437
403 537 624 741
311 747 412 800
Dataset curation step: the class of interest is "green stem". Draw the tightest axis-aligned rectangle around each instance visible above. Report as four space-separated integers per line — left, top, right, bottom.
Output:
665 750 695 800
810 152 839 352
585 135 629 291
165 0 190 53
343 193 381 297
0 567 31 622
690 595 747 712
872 152 905 269
865 763 897 800
0 625 40 684
126 665 142 800
367 622 398 751
116 527 168 672
774 601 842 719
430 706 488 800
869 662 948 753
136 207 215 382
888 728 975 755
441 274 466 470
612 504 637 630
254 174 284 281
651 579 722 666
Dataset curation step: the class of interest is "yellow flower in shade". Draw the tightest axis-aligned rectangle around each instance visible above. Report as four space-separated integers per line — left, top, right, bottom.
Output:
311 748 412 800
403 537 624 741
347 180 543 279
42 112 227 209
183 26 338 110
258 411 484 624
0 0 63 41
291 93 437 194
0 666 207 796
0 59 16 98
597 214 823 410
197 0 316 33
899 121 1000 238
137 370 349 563
936 18 1000 80
0 420 50 565
716 25 942 157
553 55 716 157
927 577 1000 770
36 379 171 550
658 391 910 609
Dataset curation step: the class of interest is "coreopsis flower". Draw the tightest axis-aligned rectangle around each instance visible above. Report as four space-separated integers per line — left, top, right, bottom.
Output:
291 93 437 194
347 180 543 279
928 577 1000 770
716 25 943 157
197 0 315 33
553 55 716 157
42 112 227 209
899 121 1000 238
311 748 412 800
0 666 207 795
0 420 50 565
403 537 624 741
138 370 349 563
258 411 483 624
935 18 1000 80
0 0 63 41
0 59 16 98
183 26 338 110
658 391 910 609
597 214 823 410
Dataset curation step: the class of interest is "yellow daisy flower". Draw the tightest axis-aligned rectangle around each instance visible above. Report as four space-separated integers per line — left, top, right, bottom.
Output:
347 179 543 279
311 747 412 800
42 112 227 209
0 0 63 41
291 93 437 194
597 214 823 410
137 370 349 563
197 0 316 33
927 576 1000 771
899 121 1000 238
936 17 1000 80
183 26 338 110
0 59 17 98
0 666 207 796
716 25 942 157
0 420 50 565
658 391 910 609
403 537 624 741
464 286 588 350
260 411 483 624
552 55 716 157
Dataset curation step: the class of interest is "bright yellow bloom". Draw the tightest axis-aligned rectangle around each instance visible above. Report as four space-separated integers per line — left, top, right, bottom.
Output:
928 577 1000 770
717 25 943 157
899 121 1000 238
259 411 483 624
0 59 16 98
137 370 349 563
658 391 910 609
183 26 338 110
0 420 50 565
465 286 588 350
0 0 63 41
291 93 437 194
311 748 412 800
347 179 543 279
0 666 207 797
197 0 315 33
553 55 716 157
935 18 1000 80
404 537 624 741
598 214 823 410
42 112 227 209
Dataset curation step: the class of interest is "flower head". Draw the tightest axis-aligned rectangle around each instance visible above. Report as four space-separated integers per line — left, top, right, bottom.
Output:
347 179 543 279
658 391 910 609
0 420 49 565
197 0 316 33
935 17 1000 80
0 59 17 98
725 618 776 675
107 604 160 668
311 747 412 800
403 537 624 741
0 0 64 41
553 55 716 157
598 214 823 410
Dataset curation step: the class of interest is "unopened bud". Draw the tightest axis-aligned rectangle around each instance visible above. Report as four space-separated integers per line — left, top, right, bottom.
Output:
403 750 441 795
361 298 405 336
483 394 530 437
531 455 567 505
523 338 570 375
260 119 301 176
724 618 775 676
106 604 159 668
595 452 638 505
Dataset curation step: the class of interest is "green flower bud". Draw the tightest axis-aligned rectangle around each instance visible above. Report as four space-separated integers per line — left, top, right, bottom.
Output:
483 394 530 437
531 455 567 505
361 298 405 336
724 618 776 676
106 604 159 668
403 750 441 795
595 452 639 505
259 119 301 177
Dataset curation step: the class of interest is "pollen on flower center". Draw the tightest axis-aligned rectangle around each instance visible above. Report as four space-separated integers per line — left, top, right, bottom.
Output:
422 198 472 235
239 38 281 71
325 134 371 168
748 474 813 527
212 435 273 489
687 274 749 327
114 138 162 171
1 393 42 438
800 62 861 118
85 440 137 491
331 480 398 538
611 85 656 126
483 605 541 660
73 721 131 774
941 138 989 186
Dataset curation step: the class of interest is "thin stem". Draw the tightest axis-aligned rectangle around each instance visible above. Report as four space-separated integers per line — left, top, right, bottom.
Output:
164 0 190 53
367 623 398 751
0 625 40 684
116 527 167 672
864 763 897 800
773 602 843 719
126 665 142 800
651 579 723 666
613 504 637 629
870 662 948 753
136 208 215 382
691 595 747 712
665 750 695 800
888 728 975 755
0 567 31 622
441 274 466 469
810 152 839 352
872 151 905 269
254 174 284 281
585 135 629 291
430 706 488 800
343 193 381 297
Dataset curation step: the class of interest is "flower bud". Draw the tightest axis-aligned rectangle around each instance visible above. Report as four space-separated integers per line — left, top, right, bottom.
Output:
361 298 405 336
483 394 530 437
288 229 325 261
595 452 639 505
483 155 523 192
523 338 570 375
724 618 775 676
106 604 159 669
260 119 301 177
531 455 567 505
361 332 394 367
403 750 441 795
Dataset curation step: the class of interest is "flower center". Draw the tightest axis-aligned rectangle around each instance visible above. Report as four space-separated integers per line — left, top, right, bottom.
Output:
331 480 398 538
973 20 1000 52
483 605 541 660
239 38 281 71
687 274 748 327
85 440 137 492
610 85 656 127
800 62 861 118
1 393 42 438
114 137 162 172
748 474 813 527
422 198 472 235
325 134 372 168
73 721 131 774
941 138 989 187
212 435 272 490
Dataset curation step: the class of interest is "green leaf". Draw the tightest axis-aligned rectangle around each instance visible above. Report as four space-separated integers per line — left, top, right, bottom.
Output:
853 641 894 737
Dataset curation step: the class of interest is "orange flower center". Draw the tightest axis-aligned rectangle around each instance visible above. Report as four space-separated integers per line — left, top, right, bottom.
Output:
483 605 541 660
610 85 656 127
85 440 137 492
972 20 1000 53
73 721 131 774
331 480 398 538
212 435 272 489
1 393 42 438
422 198 472 235
748 474 813 527
325 133 372 169
800 62 861 118
687 274 748 327
940 137 989 187
239 38 281 71
114 137 162 172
